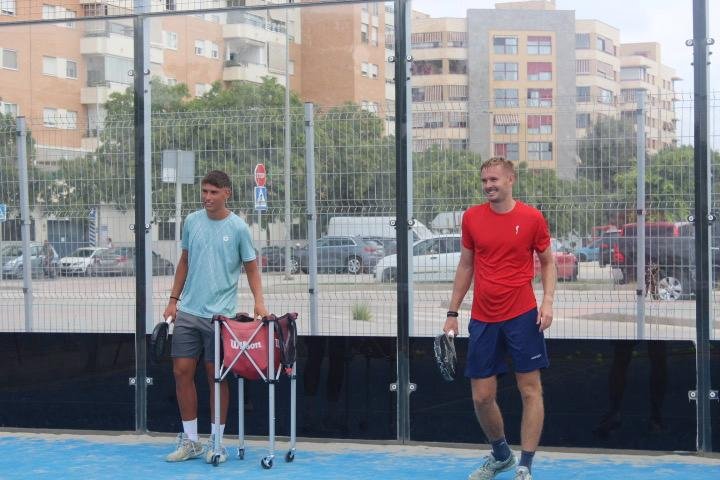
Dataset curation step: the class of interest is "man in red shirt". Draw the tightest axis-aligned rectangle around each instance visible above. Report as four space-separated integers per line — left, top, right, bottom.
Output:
444 157 556 480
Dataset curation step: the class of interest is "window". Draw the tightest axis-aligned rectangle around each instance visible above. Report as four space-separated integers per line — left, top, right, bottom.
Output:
446 85 468 101
369 64 378 79
361 23 369 43
494 123 519 135
1 101 18 116
166 77 177 86
448 112 467 128
576 59 590 74
527 89 552 107
411 32 442 49
527 62 552 81
494 143 519 161
449 60 467 74
527 115 552 134
411 85 442 102
165 0 176 11
65 110 77 129
528 142 552 161
66 60 77 79
194 40 204 56
575 33 590 49
412 60 442 76
415 112 443 129
576 113 591 129
494 88 519 107
596 61 615 80
527 36 551 55
43 56 57 76
42 4 75 27
371 26 378 46
43 108 56 127
1 0 16 15
447 31 466 48
620 67 645 81
210 43 219 59
493 36 517 54
493 63 518 81
164 31 178 50
576 86 590 103
1 48 17 69
598 88 614 104
448 139 468 151
361 62 369 77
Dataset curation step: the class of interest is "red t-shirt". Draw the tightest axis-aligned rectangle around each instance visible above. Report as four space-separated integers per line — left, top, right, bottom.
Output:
462 201 550 322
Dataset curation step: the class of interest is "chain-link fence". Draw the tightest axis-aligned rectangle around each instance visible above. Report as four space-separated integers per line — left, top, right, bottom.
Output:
1 87 718 340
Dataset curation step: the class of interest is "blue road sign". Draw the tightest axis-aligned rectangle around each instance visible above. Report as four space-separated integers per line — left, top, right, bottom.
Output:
0 203 6 222
254 186 268 211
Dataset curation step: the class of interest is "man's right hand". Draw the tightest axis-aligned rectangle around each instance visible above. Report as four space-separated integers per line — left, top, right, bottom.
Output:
443 317 459 336
162 302 177 322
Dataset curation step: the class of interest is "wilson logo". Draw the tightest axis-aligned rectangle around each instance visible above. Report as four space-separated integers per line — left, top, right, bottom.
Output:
231 339 262 350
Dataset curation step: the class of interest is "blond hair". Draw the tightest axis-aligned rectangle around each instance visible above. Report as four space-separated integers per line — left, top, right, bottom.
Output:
480 157 516 177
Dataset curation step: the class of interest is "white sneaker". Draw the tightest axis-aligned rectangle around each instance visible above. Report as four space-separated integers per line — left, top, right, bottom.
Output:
514 466 532 480
468 453 517 480
165 433 204 462
204 434 228 464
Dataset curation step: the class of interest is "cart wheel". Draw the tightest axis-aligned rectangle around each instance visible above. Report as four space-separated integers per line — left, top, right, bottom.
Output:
261 457 273 469
285 450 295 462
237 448 245 460
211 454 221 467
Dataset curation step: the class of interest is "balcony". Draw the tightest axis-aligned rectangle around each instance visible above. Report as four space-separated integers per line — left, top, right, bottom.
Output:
81 35 133 58
80 82 128 104
223 61 284 85
224 12 285 45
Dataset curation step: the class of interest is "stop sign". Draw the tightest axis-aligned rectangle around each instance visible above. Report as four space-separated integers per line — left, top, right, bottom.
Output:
254 163 266 187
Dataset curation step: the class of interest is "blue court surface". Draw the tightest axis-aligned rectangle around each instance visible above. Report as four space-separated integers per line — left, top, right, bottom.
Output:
1 432 718 480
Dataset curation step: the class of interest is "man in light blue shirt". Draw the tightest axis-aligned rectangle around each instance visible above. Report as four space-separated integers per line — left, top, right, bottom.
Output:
163 170 269 463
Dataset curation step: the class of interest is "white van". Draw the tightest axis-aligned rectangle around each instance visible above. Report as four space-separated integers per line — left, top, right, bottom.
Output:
326 216 433 241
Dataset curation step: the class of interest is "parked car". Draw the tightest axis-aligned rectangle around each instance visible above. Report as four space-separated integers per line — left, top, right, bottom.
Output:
574 238 602 262
374 234 462 283
294 236 385 274
534 238 578 282
1 242 59 279
260 245 301 274
87 247 175 276
361 236 397 256
59 247 107 276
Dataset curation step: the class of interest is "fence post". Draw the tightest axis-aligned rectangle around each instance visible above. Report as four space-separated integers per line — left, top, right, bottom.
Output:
635 91 646 340
691 0 713 454
304 103 318 336
16 116 33 332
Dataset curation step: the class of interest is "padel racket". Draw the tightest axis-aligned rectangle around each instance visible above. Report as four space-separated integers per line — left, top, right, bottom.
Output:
150 317 173 364
433 330 456 382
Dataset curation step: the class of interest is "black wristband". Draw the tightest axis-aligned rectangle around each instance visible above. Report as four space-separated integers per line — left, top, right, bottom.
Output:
170 296 180 302
446 310 459 317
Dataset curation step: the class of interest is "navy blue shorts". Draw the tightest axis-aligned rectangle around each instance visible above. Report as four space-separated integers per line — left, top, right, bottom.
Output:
465 307 549 379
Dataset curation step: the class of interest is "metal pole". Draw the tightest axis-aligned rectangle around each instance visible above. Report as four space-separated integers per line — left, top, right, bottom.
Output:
16 116 32 332
635 91 646 340
394 0 412 443
133 2 151 434
691 0 713 454
175 154 182 259
304 103 318 335
283 1 293 279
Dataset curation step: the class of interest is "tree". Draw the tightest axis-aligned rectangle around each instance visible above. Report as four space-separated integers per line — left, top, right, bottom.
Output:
577 116 637 192
0 113 38 218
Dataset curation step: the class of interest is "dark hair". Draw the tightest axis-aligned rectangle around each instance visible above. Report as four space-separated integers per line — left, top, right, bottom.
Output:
201 170 232 190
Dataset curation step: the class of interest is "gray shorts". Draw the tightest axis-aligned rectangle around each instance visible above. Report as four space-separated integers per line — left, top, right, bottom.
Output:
171 310 216 362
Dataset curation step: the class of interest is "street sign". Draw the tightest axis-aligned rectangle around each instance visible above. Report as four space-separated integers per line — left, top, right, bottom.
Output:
254 186 268 211
161 150 196 184
254 163 266 187
0 203 6 222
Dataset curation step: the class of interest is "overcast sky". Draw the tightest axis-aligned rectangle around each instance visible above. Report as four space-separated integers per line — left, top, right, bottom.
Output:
410 0 718 98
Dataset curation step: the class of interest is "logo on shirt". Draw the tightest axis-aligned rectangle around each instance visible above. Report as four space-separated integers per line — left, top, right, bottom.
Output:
515 225 520 235
223 235 229 242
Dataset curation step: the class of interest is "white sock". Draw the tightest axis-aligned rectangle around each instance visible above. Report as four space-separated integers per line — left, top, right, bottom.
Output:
211 423 225 439
182 419 198 442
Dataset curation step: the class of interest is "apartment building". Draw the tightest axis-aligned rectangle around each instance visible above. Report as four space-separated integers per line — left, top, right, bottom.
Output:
299 2 386 113
574 20 621 135
618 42 679 151
0 0 299 165
410 11 468 152
467 1 577 177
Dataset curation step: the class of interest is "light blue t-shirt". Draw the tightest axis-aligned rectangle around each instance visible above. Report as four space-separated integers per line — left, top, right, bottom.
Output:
179 210 256 318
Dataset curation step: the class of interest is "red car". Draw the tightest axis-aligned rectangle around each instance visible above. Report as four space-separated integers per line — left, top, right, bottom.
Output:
534 239 578 282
